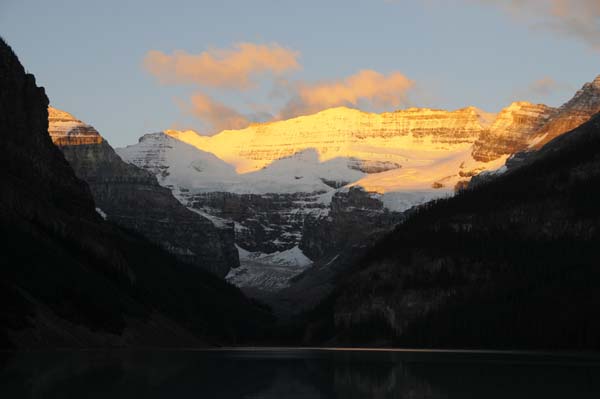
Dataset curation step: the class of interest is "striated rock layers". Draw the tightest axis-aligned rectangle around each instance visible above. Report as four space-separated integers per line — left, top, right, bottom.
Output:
528 75 600 149
471 102 556 162
48 107 103 145
164 77 600 172
164 106 496 174
470 75 600 187
48 107 238 277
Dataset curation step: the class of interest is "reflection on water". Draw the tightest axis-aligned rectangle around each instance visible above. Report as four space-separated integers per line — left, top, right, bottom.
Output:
1 349 600 398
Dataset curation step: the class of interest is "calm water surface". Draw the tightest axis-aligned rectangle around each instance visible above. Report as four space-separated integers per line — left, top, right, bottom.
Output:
1 348 599 398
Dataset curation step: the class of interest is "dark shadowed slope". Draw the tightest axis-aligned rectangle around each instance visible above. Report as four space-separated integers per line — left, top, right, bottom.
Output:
0 38 271 349
304 113 600 350
48 107 238 278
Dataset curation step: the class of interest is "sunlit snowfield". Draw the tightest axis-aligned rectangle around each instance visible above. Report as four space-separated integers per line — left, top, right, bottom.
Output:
2 348 600 398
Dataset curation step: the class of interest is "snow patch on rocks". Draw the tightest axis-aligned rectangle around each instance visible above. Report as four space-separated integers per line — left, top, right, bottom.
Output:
226 245 313 291
95 207 107 220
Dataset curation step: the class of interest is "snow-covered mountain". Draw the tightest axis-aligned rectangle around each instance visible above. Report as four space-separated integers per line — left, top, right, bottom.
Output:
160 106 505 195
119 106 514 211
112 106 510 292
116 78 600 294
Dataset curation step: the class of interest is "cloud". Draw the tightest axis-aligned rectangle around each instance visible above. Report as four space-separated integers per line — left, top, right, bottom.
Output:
144 42 416 132
184 93 250 133
527 77 561 96
474 0 600 50
279 70 415 118
144 42 300 90
513 76 572 102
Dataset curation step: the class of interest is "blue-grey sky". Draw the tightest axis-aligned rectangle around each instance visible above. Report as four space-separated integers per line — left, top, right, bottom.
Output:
2 0 599 147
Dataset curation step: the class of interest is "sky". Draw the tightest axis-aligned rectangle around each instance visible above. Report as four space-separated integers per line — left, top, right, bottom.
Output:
1 0 599 147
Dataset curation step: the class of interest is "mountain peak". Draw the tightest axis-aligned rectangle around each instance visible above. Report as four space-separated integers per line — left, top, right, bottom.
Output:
138 132 168 143
462 105 485 112
471 101 556 162
561 75 600 108
525 75 600 149
311 106 366 117
48 106 79 122
579 75 600 92
506 101 534 109
47 106 102 145
503 101 555 114
320 105 358 113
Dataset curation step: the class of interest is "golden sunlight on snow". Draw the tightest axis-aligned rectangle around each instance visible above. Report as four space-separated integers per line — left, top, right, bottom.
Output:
164 105 504 193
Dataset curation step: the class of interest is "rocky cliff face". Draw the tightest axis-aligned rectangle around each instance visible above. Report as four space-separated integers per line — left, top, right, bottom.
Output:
472 77 600 162
185 191 328 253
300 187 403 261
48 107 103 145
471 102 556 162
48 108 238 278
469 76 600 187
0 38 269 349
528 75 600 149
245 187 405 314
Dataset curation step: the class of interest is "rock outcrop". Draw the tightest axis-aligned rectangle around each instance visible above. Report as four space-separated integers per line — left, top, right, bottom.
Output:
528 75 600 149
471 102 556 162
186 191 328 253
472 77 600 163
48 107 103 145
48 108 238 278
300 187 403 261
469 75 600 187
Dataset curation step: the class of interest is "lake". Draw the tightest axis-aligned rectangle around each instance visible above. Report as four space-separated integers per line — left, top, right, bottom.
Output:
1 348 599 398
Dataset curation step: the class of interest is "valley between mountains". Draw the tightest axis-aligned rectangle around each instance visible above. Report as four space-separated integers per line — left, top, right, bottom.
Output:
3 34 600 349
48 74 600 309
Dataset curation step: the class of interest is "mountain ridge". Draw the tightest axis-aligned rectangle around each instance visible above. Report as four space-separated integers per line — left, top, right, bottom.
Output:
527 74 600 149
47 106 240 277
115 77 600 294
300 112 600 349
0 37 270 349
